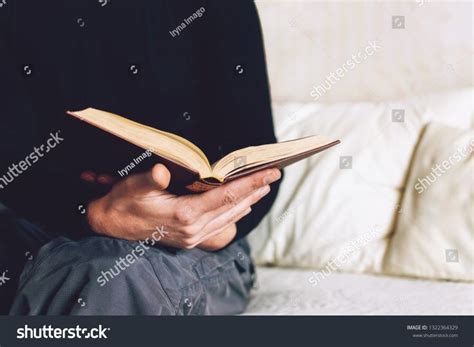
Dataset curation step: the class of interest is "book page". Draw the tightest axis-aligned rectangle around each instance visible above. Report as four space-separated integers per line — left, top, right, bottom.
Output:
212 136 337 178
68 108 213 177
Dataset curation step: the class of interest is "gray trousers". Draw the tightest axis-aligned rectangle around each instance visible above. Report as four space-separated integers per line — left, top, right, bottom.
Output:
2 218 255 315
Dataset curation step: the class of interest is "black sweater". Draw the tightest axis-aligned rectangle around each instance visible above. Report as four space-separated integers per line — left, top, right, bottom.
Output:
0 0 280 241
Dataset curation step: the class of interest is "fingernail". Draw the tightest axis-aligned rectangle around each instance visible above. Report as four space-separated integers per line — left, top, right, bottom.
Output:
264 169 281 185
97 176 112 184
80 171 97 183
273 169 282 180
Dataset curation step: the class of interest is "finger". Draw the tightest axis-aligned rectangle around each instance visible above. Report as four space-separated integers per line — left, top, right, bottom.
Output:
191 168 280 214
124 163 171 193
172 170 275 226
194 208 252 247
194 185 270 240
80 171 97 183
97 175 118 185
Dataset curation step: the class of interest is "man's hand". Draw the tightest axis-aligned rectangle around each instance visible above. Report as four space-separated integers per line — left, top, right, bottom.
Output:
85 164 281 250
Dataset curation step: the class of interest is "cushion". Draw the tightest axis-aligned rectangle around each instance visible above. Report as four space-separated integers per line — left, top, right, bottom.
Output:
248 89 473 277
383 123 473 281
245 267 474 315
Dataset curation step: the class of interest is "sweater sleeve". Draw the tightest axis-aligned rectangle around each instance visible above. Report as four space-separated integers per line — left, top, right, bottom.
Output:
199 0 282 240
0 23 102 239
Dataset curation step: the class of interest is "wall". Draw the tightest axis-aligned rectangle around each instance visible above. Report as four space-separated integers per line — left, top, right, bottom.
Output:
255 0 473 103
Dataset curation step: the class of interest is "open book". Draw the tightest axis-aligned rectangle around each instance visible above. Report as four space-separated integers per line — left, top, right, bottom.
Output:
68 108 340 192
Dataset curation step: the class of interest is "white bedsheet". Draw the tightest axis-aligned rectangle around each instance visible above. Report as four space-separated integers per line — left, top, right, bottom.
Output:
245 267 474 315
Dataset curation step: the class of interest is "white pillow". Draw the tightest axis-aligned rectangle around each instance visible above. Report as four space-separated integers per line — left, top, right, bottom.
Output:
248 89 473 276
383 123 473 281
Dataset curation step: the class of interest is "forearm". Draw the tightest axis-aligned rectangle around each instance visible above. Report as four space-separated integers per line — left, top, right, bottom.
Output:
0 170 104 239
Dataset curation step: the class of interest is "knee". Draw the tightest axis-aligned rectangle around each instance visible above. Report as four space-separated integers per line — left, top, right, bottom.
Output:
13 237 175 315
33 236 153 286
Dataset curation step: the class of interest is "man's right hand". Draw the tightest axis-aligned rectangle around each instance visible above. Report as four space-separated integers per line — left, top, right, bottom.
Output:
86 164 281 250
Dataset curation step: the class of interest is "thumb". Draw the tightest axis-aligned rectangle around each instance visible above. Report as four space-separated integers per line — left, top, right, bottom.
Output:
149 163 171 190
125 164 171 193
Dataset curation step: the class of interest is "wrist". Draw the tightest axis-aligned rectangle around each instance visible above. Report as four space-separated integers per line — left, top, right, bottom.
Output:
86 196 110 236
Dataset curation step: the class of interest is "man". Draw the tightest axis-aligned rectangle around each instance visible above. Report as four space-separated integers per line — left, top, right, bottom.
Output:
0 0 281 314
